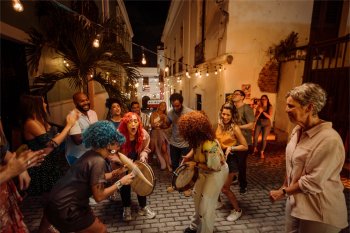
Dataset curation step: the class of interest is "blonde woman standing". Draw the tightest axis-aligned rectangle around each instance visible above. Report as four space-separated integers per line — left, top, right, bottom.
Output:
216 102 248 222
150 102 172 171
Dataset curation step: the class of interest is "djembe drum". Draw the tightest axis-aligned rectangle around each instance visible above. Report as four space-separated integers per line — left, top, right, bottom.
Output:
130 161 156 196
172 164 198 192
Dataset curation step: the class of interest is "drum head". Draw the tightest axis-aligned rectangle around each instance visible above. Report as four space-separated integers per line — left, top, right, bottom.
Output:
131 161 156 196
172 164 198 192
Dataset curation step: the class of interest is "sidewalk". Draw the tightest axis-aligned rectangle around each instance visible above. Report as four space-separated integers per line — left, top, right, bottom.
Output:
21 141 349 233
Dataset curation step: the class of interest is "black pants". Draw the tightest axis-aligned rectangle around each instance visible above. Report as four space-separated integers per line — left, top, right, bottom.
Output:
120 184 146 208
169 145 191 170
235 145 252 189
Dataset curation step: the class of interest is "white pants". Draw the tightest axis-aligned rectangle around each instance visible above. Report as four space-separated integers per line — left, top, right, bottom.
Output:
189 163 229 233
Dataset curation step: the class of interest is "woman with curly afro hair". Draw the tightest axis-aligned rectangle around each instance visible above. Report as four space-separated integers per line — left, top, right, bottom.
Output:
179 111 229 233
117 112 156 221
38 121 134 233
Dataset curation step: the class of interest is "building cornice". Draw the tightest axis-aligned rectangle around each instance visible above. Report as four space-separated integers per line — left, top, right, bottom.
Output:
117 0 133 38
0 21 29 43
161 0 183 42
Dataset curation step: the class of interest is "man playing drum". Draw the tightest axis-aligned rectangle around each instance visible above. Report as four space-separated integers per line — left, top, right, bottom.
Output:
117 112 156 221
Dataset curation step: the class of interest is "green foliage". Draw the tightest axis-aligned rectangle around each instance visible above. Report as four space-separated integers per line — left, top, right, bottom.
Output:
268 31 299 62
25 1 140 105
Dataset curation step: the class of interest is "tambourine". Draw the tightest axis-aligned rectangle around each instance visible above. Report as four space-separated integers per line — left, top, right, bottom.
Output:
172 164 198 192
130 161 156 196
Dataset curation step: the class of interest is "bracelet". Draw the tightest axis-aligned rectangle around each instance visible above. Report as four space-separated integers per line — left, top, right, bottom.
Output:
115 180 123 190
231 146 235 151
47 139 59 148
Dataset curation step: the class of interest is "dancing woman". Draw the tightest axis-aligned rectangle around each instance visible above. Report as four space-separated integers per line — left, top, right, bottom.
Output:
20 95 79 196
179 111 229 233
38 121 134 233
150 102 172 171
215 102 248 221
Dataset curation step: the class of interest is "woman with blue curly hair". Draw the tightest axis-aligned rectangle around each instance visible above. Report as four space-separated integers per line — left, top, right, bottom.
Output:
38 121 134 233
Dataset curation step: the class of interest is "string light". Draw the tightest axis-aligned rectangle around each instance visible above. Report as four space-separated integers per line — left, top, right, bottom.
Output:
12 0 23 12
164 65 169 73
92 34 100 48
141 47 147 65
47 1 229 79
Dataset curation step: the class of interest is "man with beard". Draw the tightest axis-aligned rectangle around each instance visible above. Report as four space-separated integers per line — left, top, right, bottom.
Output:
164 93 193 195
65 92 98 166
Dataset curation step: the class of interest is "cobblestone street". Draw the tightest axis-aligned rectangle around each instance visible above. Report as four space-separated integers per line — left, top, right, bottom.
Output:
21 142 350 233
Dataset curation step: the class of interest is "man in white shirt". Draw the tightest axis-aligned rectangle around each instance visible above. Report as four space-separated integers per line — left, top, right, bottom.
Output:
65 92 98 166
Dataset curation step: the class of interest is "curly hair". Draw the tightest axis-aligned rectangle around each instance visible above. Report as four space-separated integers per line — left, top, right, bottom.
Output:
83 121 125 149
118 112 144 155
218 102 239 134
178 111 215 149
105 98 124 120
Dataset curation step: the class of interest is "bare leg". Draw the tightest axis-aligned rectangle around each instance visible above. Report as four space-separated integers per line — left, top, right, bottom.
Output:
161 141 172 172
221 172 241 211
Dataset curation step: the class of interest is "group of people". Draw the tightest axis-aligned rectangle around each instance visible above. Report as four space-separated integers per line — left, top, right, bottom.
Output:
0 82 347 233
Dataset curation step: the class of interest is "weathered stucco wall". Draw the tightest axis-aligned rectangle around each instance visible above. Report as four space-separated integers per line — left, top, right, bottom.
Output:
274 61 304 142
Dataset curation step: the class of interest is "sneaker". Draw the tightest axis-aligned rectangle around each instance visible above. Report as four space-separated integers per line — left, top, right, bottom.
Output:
89 197 97 205
216 201 224 209
183 189 192 197
239 187 247 195
138 205 156 219
226 209 242 222
184 227 197 233
123 207 132 221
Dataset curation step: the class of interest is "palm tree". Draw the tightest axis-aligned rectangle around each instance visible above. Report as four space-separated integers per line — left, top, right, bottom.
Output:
26 1 140 104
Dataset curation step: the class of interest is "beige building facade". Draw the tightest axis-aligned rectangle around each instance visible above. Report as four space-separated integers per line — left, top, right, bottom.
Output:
161 0 349 141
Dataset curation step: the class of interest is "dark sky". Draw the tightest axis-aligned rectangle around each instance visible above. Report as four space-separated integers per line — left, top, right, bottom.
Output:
124 0 171 67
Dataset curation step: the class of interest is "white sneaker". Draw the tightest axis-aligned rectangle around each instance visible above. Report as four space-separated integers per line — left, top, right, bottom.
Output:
138 205 156 219
216 201 224 210
89 197 97 205
123 207 132 221
226 209 242 221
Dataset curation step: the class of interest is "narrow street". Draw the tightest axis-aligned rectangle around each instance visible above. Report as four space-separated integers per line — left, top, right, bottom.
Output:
21 141 350 233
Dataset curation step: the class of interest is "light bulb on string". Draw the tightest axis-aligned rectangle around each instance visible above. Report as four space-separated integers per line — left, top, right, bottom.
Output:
206 68 209 77
141 53 147 65
12 0 23 12
215 69 218 75
219 65 222 72
141 47 147 65
93 34 100 48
